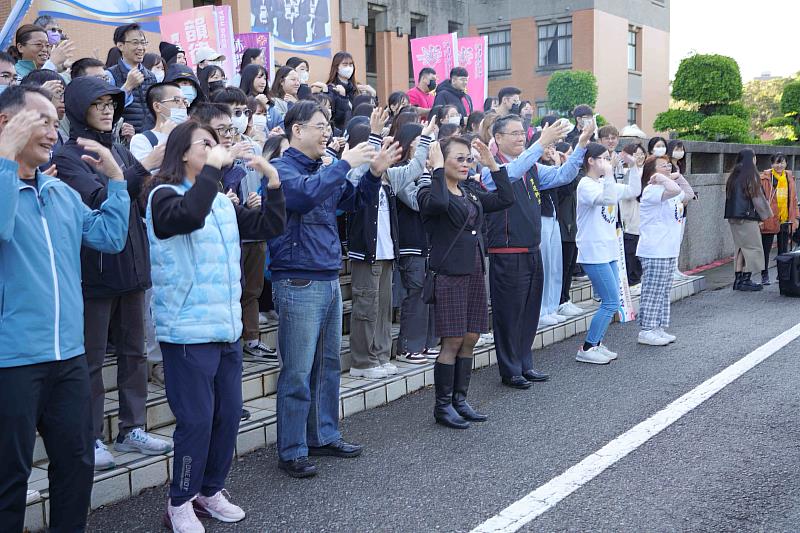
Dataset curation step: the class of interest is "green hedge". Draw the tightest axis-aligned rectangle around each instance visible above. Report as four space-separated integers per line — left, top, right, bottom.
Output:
698 115 751 143
672 54 743 104
546 70 598 115
653 109 705 133
780 81 800 116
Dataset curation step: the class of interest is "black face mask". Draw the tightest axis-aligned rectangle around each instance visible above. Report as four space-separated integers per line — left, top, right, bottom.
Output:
427 79 437 91
510 103 521 115
208 80 225 93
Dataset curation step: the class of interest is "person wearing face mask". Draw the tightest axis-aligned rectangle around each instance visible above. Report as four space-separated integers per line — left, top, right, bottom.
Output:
667 139 694 281
193 46 226 77
565 104 595 146
326 51 373 131
287 56 327 100
9 24 74 78
408 67 438 118
130 82 186 162
164 62 207 112
143 53 166 84
759 153 798 285
496 86 521 116
519 101 535 142
618 142 647 294
575 142 642 364
199 65 228 97
433 67 473 122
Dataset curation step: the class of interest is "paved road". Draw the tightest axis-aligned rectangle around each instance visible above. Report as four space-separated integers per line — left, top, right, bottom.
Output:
87 267 800 532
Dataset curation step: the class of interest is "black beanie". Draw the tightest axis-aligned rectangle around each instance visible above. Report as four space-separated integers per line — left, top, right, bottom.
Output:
159 41 182 64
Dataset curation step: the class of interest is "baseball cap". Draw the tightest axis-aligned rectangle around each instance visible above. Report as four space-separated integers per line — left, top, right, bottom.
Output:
194 47 225 64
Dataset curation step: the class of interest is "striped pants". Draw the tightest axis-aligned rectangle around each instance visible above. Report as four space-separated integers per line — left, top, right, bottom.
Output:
638 257 677 330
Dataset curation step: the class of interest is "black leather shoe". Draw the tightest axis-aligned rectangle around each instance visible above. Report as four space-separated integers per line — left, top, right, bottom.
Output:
279 457 317 478
308 439 363 458
502 376 532 389
523 370 550 382
240 408 251 421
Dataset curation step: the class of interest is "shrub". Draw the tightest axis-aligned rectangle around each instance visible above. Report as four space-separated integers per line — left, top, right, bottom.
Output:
672 54 743 104
780 81 800 116
653 109 704 133
698 115 751 143
699 102 751 121
546 70 598 115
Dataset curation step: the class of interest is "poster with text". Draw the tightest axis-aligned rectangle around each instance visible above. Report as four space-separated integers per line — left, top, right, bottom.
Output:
159 6 236 80
457 36 488 113
234 33 275 82
410 33 459 85
250 0 331 57
35 0 161 33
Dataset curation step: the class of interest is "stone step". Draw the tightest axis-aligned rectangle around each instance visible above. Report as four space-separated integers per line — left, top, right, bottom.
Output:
25 275 705 531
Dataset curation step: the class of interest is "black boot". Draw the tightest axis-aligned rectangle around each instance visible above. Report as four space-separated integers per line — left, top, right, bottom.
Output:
739 272 764 291
452 358 488 422
433 362 470 429
761 269 771 285
733 271 742 290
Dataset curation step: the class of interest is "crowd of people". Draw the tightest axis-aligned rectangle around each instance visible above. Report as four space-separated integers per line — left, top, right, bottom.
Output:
0 16 795 533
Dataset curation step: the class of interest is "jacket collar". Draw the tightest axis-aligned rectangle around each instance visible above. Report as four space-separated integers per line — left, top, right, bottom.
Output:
283 147 323 173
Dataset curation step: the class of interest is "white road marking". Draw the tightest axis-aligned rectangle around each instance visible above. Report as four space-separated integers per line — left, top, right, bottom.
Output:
471 322 800 533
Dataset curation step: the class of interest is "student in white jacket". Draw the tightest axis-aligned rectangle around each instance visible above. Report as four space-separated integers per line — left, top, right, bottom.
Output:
575 142 641 364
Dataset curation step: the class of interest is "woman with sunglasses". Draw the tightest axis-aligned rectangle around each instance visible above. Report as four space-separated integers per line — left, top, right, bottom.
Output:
575 142 641 365
418 137 514 429
144 120 285 531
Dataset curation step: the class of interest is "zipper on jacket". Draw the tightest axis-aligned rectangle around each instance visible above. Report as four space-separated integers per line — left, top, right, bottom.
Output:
40 215 61 361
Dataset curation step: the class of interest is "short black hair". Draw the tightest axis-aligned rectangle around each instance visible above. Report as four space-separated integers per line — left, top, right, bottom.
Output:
771 152 787 165
540 114 559 127
21 68 63 89
0 85 51 114
146 82 180 117
189 102 232 124
113 23 142 45
572 104 593 118
70 57 105 79
437 122 460 140
0 51 15 66
450 67 468 79
441 135 471 158
498 87 521 101
492 114 523 137
418 67 436 82
211 86 248 107
284 101 329 142
33 15 56 28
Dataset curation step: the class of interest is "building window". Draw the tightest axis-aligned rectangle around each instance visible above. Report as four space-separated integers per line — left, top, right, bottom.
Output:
536 102 551 117
628 104 639 126
627 29 638 71
448 21 462 36
365 16 377 77
483 29 511 75
409 16 425 82
538 21 572 68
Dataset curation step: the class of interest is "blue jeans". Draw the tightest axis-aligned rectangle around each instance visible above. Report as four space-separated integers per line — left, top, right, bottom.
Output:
582 261 620 345
273 278 342 461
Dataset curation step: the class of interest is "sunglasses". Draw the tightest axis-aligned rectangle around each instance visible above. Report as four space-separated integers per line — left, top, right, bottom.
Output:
232 109 252 118
451 156 475 164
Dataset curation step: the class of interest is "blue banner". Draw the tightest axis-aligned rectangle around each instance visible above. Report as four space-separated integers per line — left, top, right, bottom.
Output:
250 0 331 57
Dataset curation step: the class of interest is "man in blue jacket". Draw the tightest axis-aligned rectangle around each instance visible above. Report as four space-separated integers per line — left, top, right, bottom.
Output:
0 86 130 532
269 101 396 478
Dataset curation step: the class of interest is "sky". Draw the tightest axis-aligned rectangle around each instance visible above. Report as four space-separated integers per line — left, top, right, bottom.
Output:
669 0 800 81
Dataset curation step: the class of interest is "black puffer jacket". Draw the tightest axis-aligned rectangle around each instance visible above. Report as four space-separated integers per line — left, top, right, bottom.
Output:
432 79 474 118
53 76 152 298
108 59 157 133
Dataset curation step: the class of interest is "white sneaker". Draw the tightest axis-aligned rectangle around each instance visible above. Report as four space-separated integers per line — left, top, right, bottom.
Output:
558 301 585 317
480 332 494 343
474 336 487 347
26 489 40 504
539 315 558 327
575 346 611 365
596 343 618 360
258 312 269 325
94 440 116 471
115 427 173 455
551 313 568 323
629 284 642 296
167 499 205 533
656 328 676 343
382 362 399 375
194 490 245 523
638 329 670 346
349 365 388 379
673 271 691 281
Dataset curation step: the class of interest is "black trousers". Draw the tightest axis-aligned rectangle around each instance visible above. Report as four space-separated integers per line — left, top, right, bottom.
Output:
489 252 544 378
623 233 642 285
762 225 792 272
560 241 578 304
0 356 94 532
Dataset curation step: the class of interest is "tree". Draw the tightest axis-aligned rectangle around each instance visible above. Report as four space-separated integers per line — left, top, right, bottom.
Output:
671 54 742 104
742 75 795 135
546 70 598 115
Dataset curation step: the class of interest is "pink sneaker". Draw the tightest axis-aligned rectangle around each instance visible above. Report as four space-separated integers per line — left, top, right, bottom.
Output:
164 499 204 533
194 490 245 523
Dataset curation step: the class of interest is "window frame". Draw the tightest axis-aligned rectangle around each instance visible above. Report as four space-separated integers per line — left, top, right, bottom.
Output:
482 28 512 78
537 20 572 70
627 28 638 72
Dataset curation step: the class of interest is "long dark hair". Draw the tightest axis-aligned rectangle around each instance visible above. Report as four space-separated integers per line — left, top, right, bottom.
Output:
388 109 419 139
726 149 761 199
270 66 296 99
239 48 263 72
394 123 423 165
240 64 269 97
8 25 46 61
105 47 122 68
198 65 225 97
667 139 686 173
262 134 288 161
326 51 359 86
143 121 220 202
647 136 668 155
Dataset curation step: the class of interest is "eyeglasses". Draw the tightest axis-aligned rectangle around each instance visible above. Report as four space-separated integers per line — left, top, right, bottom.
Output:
25 41 51 50
232 109 252 118
598 156 612 162
192 139 217 148
451 156 475 164
91 101 118 112
160 97 189 106
214 126 236 137
123 40 148 47
0 72 18 84
656 162 672 168
303 123 332 133
498 130 526 138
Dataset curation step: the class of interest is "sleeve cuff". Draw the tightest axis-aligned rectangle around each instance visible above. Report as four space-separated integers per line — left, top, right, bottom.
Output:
107 179 127 194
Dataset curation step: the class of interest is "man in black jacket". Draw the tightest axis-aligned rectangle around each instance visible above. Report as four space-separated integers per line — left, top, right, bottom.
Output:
107 23 157 134
53 77 171 472
433 67 473 120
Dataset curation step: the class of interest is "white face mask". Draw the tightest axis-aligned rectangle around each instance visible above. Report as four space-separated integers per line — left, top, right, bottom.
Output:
338 65 354 79
180 85 197 104
672 149 684 159
298 70 310 84
652 146 667 157
231 113 249 134
252 114 267 131
447 116 461 126
168 107 188 124
153 70 165 83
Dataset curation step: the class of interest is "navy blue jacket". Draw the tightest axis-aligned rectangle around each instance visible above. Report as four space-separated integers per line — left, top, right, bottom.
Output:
268 148 382 281
347 183 399 263
108 59 156 133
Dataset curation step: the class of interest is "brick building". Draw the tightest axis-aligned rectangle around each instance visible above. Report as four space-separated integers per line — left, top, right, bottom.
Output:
6 0 668 133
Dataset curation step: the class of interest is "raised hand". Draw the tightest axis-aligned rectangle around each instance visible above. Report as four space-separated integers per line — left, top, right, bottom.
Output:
206 145 234 170
120 123 135 141
472 139 499 172
369 141 402 176
77 138 124 181
141 143 166 171
242 154 281 189
0 110 44 161
620 151 636 167
49 39 75 70
428 141 444 170
341 142 376 168
578 119 596 146
538 120 571 147
422 115 439 138
225 189 240 206
123 68 145 92
370 106 389 135
245 191 261 209
42 164 58 177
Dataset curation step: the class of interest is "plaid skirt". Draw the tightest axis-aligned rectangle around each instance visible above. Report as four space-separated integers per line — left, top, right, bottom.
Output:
434 247 489 338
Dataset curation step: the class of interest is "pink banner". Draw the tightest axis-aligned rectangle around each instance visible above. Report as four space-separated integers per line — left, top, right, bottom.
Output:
457 36 488 114
159 6 236 80
410 33 458 85
234 33 275 83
